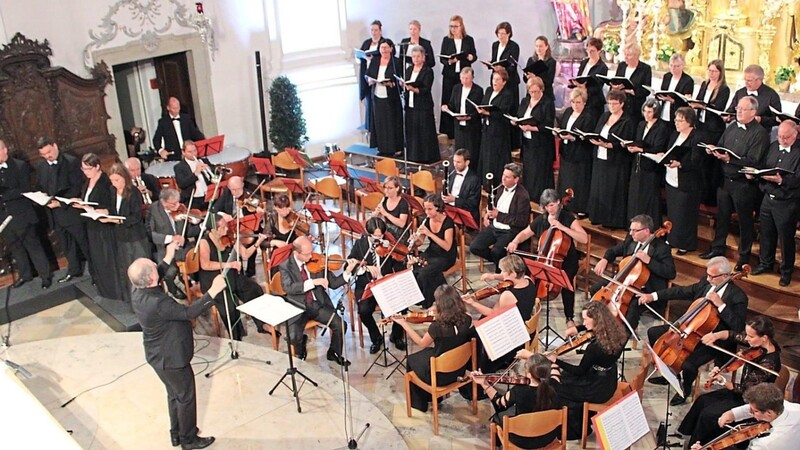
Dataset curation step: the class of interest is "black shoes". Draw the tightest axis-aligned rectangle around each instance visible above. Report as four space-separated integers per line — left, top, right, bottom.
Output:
181 436 215 449
670 393 687 406
699 250 724 260
12 279 29 289
751 265 773 276
676 249 688 256
390 335 407 351
648 376 668 386
780 274 792 287
295 335 308 360
326 350 350 367
369 341 382 354
171 434 180 447
42 278 52 289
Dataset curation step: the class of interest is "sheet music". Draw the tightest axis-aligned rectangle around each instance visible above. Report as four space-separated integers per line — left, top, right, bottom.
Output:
591 390 650 450
23 191 53 206
54 196 98 206
474 304 529 361
370 269 425 317
237 294 303 326
80 211 126 222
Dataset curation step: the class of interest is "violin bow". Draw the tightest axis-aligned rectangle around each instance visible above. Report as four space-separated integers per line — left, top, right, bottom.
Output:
181 189 196 251
597 273 680 335
377 221 414 272
286 191 314 242
707 343 779 377
486 358 521 390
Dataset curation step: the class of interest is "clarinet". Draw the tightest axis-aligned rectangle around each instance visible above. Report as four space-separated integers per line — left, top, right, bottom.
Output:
486 173 496 210
136 176 153 204
441 160 451 197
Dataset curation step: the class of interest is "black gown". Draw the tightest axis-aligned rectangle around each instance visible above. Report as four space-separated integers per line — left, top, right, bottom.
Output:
403 65 439 164
557 107 597 215
413 216 456 308
477 88 515 180
627 119 669 225
82 174 126 301
573 58 609 120
447 82 483 164
439 35 477 138
664 129 704 251
587 112 635 229
523 56 557 101
491 377 562 449
359 38 380 145
614 61 652 123
517 95 555 202
112 190 151 301
366 56 404 156
694 81 730 206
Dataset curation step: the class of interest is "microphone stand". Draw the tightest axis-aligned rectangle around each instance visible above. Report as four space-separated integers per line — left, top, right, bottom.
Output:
0 237 30 379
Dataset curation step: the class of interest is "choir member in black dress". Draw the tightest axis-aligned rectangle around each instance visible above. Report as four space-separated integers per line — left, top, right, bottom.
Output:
656 53 694 122
664 107 704 253
392 284 472 412
556 87 596 217
366 39 404 156
678 316 781 447
477 67 515 180
514 76 555 202
724 64 782 130
626 98 669 226
198 216 268 340
409 194 456 309
523 36 557 101
751 121 800 286
346 217 406 353
507 189 589 326
374 176 410 239
401 45 439 164
399 20 435 70
442 67 482 164
439 15 477 139
586 90 635 229
477 354 562 449
612 44 652 123
692 59 730 206
489 22 520 110
359 20 383 143
572 37 608 120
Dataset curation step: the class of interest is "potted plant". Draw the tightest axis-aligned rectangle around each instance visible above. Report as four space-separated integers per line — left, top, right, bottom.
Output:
268 75 309 152
774 66 795 93
656 45 676 71
602 36 619 63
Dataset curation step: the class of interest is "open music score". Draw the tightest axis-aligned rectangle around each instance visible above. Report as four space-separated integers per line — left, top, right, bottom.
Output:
369 269 424 317
474 304 529 361
591 389 651 450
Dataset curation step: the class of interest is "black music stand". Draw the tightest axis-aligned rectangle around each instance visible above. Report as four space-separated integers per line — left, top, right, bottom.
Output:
268 244 294 272
284 148 315 169
359 278 406 379
522 258 573 349
329 160 354 215
278 178 307 208
444 205 479 292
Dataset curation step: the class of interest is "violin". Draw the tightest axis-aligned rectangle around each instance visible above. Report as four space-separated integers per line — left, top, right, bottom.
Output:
170 204 205 225
462 281 514 302
535 188 574 298
372 234 408 262
379 310 435 325
548 332 594 356
458 372 530 385
704 347 765 389
591 221 672 321
281 210 311 237
698 422 770 450
305 252 346 273
237 195 262 213
653 265 750 374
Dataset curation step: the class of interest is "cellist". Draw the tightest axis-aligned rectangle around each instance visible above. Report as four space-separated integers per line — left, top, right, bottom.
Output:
591 214 676 332
640 256 748 406
506 188 588 328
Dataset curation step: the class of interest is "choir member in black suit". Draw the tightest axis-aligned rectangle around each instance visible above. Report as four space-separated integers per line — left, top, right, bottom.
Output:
173 140 214 210
664 107 704 253
556 87 596 217
612 44 652 123
523 36 557 101
751 121 800 286
626 99 669 226
489 22 520 109
35 137 91 283
477 67 515 180
359 20 383 144
441 149 481 224
0 139 51 289
73 153 125 300
657 53 694 122
409 194 457 308
401 45 439 164
125 157 160 208
725 64 782 130
399 20 435 70
442 67 482 165
513 76 555 202
700 96 770 268
692 59 730 206
592 214 676 333
152 97 205 161
439 15 477 139
586 90 635 229
572 37 608 120
366 39 404 157
642 256 748 405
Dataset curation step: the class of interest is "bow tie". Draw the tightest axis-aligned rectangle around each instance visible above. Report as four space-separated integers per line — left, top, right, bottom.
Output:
737 122 747 130
505 187 516 194
48 160 58 166
747 91 758 96
0 163 7 169
171 117 180 121
455 172 464 177
780 146 791 153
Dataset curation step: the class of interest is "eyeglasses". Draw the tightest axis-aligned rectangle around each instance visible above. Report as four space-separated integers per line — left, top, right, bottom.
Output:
449 25 460 28
629 227 646 233
735 107 755 112
706 272 725 279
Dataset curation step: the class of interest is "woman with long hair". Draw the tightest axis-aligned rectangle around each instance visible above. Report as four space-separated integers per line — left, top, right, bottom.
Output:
693 59 729 206
373 176 409 239
523 35 557 100
408 194 456 308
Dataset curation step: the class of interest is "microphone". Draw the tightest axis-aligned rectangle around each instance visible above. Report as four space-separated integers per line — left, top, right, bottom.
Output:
4 359 32 379
0 215 12 234
215 166 233 174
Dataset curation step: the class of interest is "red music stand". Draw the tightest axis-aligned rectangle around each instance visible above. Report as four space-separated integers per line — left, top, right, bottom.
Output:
329 210 367 236
329 159 350 179
251 156 277 177
401 193 424 214
204 179 229 202
521 258 573 348
284 148 314 168
195 135 225 157
233 213 262 234
303 202 332 223
444 205 479 231
358 176 382 193
268 243 294 271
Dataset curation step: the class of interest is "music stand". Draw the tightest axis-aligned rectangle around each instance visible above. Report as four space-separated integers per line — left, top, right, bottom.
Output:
195 135 225 157
284 148 314 168
252 156 277 177
521 258 573 349
204 179 229 202
444 205 478 292
400 193 424 215
358 176 382 193
268 244 294 272
329 211 366 236
360 271 412 379
329 160 355 215
276 178 306 207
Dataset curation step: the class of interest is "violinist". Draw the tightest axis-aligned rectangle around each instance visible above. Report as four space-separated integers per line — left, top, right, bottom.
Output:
641 256 748 406
409 194 456 308
198 216 269 341
679 316 781 446
373 176 409 239
211 176 264 277
390 285 472 412
346 217 406 354
506 189 588 327
692 383 800 450
591 214 675 332
173 140 214 209
267 193 305 248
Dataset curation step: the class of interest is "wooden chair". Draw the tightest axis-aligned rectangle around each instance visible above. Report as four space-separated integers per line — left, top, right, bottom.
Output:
405 338 478 435
581 382 632 448
265 272 320 353
353 289 383 348
524 298 543 354
490 406 568 450
310 177 345 252
357 191 383 222
443 225 468 292
409 170 435 227
176 249 221 337
374 158 399 183
580 234 592 295
253 156 289 202
272 150 305 181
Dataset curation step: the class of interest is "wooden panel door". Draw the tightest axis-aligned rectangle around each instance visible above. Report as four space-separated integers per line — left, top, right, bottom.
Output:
153 52 196 120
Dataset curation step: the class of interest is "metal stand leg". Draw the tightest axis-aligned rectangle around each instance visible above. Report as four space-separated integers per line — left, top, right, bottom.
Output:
269 321 318 412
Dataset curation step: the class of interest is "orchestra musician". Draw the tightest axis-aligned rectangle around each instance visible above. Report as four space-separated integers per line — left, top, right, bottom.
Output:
591 214 676 332
390 285 472 412
679 316 781 446
401 44 439 164
266 193 304 248
442 68 482 166
152 97 205 161
700 96 770 270
441 148 481 224
0 138 52 289
173 140 215 210
641 256 748 406
514 76 555 202
469 163 531 273
750 120 800 286
439 15 477 139
724 65 782 130
409 194 456 309
656 52 694 122
506 189 589 327
125 157 160 208
626 98 670 227
346 217 406 353
210 176 264 278
693 59 730 206
572 37 608 121
611 43 652 123
556 87 596 218
366 38 404 157
373 176 409 240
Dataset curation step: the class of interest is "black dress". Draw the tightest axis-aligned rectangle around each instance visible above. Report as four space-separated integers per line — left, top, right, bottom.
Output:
530 210 579 321
490 40 521 107
82 174 125 301
523 56 557 101
479 280 538 374
403 65 439 164
557 107 597 215
587 112 635 229
439 35 477 138
491 378 562 449
113 191 151 301
627 119 669 225
694 81 730 206
359 38 380 144
518 95 556 202
614 61 652 123
367 56 404 156
414 216 457 308
664 129 704 251
381 197 409 240
574 58 608 120
478 88 515 180
407 313 472 411
447 82 483 164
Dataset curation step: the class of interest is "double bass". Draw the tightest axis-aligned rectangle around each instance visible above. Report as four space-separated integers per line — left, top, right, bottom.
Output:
591 221 672 320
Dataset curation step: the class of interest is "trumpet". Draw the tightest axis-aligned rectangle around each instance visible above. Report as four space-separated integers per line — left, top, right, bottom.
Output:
135 176 153 204
442 160 451 197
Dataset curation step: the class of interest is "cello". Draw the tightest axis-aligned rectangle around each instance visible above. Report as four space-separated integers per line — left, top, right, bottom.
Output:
591 221 672 321
535 189 574 298
652 265 750 374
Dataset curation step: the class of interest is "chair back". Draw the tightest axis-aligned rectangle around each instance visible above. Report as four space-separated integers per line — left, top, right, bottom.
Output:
329 151 346 163
269 272 286 295
525 298 542 353
410 170 435 196
431 338 476 377
776 365 790 394
501 407 568 450
183 249 200 275
273 151 303 174
314 177 342 200
374 158 399 181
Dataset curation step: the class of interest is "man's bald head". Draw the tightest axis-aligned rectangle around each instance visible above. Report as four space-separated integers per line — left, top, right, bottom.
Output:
778 120 798 148
128 258 158 289
125 157 142 177
167 97 181 117
228 176 243 190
